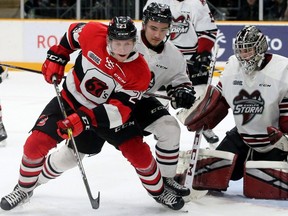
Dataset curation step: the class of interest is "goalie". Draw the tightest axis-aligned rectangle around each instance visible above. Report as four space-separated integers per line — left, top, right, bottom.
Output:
181 25 288 200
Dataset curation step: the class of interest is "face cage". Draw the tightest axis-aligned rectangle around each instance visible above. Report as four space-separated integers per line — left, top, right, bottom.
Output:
234 42 263 74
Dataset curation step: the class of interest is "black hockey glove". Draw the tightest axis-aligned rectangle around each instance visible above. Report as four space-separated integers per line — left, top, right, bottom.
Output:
170 87 196 109
187 51 212 86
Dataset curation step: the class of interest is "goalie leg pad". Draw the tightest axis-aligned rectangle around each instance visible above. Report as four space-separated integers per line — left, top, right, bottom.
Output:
244 161 288 199
192 149 237 191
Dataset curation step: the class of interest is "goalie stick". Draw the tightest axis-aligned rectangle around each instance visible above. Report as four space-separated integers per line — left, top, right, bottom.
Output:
52 76 100 209
181 45 219 195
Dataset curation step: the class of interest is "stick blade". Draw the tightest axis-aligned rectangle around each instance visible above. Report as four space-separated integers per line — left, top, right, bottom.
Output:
90 191 100 209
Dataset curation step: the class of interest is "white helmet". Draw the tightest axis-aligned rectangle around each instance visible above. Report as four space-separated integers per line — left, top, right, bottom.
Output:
234 25 268 74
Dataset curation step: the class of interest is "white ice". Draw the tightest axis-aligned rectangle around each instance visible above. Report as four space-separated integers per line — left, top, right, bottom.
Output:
0 72 287 216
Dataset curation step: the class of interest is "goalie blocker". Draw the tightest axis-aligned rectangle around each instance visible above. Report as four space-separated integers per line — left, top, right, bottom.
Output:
183 85 229 131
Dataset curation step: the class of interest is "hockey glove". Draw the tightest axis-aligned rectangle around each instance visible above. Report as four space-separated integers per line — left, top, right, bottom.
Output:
0 66 8 83
267 126 288 152
170 86 196 109
57 111 92 139
42 45 71 84
187 51 211 85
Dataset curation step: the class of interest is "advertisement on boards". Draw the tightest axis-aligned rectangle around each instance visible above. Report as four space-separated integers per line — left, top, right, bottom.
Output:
0 21 287 66
216 24 288 62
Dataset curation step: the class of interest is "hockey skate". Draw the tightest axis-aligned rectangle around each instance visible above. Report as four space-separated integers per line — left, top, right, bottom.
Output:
154 188 185 210
163 177 190 196
203 129 219 144
0 122 7 147
0 185 33 210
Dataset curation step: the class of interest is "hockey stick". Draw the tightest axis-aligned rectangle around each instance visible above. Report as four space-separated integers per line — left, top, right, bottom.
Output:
0 63 42 75
0 63 174 101
52 76 100 209
183 45 219 194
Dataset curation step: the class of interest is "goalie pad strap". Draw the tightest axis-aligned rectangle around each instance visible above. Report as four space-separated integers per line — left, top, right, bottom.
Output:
244 161 288 199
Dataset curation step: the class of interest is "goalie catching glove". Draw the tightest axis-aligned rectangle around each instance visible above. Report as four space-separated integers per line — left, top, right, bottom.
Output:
167 85 196 109
42 45 72 84
57 108 96 139
185 85 229 131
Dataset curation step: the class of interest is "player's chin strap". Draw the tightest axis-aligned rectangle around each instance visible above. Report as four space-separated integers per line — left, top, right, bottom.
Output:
177 44 219 195
52 75 100 209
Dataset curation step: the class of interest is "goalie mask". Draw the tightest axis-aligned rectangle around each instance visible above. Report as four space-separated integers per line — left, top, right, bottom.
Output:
234 25 268 75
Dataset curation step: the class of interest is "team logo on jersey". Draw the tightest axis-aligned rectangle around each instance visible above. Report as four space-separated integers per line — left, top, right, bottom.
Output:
85 77 109 98
105 57 114 69
233 89 264 125
36 115 48 127
88 51 101 65
170 15 189 40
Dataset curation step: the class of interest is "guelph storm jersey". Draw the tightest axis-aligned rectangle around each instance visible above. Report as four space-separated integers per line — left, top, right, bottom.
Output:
217 54 288 153
136 30 191 94
143 0 217 59
60 22 151 128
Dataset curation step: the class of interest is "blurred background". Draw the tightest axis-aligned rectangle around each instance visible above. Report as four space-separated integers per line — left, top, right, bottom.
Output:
0 0 287 21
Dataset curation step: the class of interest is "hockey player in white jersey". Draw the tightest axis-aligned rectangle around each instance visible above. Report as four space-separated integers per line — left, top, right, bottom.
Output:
184 25 288 199
143 0 219 144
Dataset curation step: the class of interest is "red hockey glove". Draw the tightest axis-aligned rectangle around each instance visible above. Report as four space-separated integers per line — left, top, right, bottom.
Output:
42 45 71 84
57 111 92 139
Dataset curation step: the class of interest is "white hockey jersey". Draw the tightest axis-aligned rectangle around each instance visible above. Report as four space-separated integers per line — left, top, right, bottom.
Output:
135 30 191 94
217 54 288 153
143 0 217 59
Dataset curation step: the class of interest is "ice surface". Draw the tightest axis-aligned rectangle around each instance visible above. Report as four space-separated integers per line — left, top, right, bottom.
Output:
0 72 287 215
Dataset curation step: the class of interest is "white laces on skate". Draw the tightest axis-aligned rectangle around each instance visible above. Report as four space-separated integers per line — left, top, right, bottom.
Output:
2 189 29 208
157 189 178 205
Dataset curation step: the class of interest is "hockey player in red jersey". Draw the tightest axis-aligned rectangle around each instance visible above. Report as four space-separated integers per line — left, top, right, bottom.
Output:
144 0 219 143
0 5 196 212
185 25 288 199
0 16 167 210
